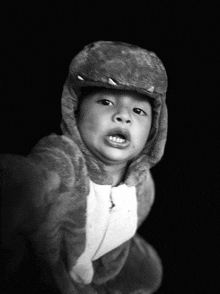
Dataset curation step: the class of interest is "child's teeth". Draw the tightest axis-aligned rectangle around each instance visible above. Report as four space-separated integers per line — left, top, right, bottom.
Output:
109 136 125 143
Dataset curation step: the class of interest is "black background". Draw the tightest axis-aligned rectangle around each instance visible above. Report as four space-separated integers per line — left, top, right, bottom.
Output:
1 1 219 293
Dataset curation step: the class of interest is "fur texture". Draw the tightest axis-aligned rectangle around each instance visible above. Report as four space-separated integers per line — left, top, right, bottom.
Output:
1 41 168 293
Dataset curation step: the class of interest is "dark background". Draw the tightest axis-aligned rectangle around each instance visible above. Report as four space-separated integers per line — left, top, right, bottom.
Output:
1 1 219 293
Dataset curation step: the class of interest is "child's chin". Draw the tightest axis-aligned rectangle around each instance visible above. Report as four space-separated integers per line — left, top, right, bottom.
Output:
102 150 131 164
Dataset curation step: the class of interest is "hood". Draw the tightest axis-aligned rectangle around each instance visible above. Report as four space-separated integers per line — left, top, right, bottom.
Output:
60 41 168 186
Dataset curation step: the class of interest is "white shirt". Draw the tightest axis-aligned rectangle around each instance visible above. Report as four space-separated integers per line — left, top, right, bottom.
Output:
70 180 138 284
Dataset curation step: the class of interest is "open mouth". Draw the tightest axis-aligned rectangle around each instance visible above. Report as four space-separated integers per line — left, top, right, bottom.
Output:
105 128 131 148
108 134 126 143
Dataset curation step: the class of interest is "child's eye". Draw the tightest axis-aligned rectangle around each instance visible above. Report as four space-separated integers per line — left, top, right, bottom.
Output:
97 99 114 106
133 108 147 116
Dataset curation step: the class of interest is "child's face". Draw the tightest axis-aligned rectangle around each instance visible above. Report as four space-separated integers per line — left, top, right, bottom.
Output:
77 88 152 166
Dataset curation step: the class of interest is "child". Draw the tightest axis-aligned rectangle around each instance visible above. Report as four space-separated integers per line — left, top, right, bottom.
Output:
1 41 168 294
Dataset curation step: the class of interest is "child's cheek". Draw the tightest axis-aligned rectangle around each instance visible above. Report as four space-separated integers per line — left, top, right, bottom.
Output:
85 111 105 133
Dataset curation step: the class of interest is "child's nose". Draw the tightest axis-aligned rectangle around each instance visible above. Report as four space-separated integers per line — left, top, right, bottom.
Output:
113 108 132 124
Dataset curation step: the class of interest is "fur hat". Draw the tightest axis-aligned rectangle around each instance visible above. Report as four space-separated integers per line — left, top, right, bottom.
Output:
61 41 168 184
67 41 167 105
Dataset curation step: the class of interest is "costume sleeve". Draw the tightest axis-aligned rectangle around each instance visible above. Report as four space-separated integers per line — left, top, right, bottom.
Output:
1 135 88 272
92 240 130 285
91 235 162 294
0 153 60 236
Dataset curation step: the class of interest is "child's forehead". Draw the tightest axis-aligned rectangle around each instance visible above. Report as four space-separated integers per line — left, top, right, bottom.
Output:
81 87 151 103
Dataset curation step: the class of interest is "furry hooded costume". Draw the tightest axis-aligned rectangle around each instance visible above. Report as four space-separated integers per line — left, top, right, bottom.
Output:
1 41 168 294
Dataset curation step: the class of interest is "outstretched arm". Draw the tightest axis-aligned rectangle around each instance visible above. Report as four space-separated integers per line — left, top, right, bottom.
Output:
0 154 60 244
